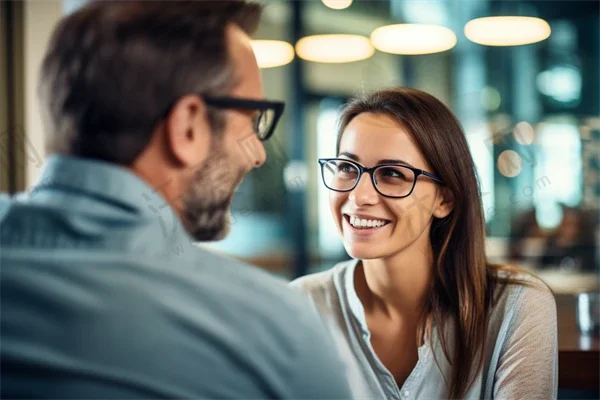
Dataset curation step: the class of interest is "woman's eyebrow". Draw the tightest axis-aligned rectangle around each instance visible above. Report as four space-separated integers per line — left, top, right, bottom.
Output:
377 158 414 167
338 152 359 161
339 152 414 167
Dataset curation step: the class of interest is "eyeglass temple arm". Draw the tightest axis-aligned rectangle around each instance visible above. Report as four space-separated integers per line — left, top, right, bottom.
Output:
421 170 444 184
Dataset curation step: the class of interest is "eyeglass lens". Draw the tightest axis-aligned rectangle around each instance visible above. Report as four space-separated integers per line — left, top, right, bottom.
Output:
255 109 275 139
322 159 416 197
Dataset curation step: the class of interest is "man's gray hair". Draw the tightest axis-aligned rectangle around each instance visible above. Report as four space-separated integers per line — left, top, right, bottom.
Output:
39 0 263 165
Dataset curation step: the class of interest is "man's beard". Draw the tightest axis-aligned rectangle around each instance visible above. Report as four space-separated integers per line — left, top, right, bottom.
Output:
181 147 243 242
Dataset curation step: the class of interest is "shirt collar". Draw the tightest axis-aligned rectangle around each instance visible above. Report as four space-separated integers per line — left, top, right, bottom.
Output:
342 258 370 334
33 154 169 218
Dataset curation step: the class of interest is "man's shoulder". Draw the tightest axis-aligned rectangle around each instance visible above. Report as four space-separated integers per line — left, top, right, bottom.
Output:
175 245 323 322
0 194 9 219
186 245 290 295
0 192 21 220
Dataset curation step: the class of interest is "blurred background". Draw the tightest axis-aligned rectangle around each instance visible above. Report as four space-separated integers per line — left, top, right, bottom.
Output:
1 0 598 284
1 0 599 396
238 0 600 287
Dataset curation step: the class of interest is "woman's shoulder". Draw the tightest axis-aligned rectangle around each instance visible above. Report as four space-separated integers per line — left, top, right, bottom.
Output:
289 259 355 295
289 260 357 320
492 268 554 297
490 268 557 325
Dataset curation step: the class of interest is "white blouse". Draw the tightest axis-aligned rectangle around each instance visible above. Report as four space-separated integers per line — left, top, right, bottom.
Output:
291 259 558 400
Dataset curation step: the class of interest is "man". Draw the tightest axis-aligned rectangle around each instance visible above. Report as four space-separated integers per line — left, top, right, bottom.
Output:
0 1 352 398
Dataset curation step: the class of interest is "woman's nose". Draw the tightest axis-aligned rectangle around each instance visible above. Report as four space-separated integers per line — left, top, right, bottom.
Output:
348 173 379 206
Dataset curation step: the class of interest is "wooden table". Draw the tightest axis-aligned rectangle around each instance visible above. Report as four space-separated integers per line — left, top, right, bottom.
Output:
556 294 600 390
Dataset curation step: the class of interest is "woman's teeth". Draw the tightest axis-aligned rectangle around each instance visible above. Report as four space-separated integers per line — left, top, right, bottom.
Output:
349 215 388 229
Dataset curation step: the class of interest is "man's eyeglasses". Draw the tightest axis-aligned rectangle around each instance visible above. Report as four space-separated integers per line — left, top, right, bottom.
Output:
204 97 285 141
318 158 444 198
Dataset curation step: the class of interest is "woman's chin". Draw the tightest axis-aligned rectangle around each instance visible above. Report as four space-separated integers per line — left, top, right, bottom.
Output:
344 243 383 260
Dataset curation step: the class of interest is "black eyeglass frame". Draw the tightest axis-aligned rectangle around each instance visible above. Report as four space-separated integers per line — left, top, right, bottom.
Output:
203 96 285 141
318 157 444 199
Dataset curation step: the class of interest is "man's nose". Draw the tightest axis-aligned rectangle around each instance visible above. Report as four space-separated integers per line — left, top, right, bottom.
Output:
238 133 267 170
348 173 379 206
251 135 267 168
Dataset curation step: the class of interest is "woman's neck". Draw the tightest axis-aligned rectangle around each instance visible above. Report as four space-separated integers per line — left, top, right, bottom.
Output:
355 239 434 322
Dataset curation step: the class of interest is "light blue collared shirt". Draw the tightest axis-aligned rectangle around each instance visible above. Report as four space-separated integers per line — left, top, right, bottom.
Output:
1 154 353 399
291 259 558 400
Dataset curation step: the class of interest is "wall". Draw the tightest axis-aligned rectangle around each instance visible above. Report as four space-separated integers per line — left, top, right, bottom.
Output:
24 0 62 187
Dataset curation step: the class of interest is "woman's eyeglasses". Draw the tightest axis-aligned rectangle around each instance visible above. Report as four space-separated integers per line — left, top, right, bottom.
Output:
318 158 444 198
203 97 285 141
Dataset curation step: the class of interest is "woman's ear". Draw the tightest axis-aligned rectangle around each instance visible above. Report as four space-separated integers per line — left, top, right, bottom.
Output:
433 186 454 219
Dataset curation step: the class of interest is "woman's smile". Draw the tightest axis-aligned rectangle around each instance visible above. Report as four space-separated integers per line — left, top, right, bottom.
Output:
342 213 392 238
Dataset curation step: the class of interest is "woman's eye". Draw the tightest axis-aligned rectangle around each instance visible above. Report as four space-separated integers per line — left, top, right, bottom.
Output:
381 168 403 178
338 163 354 173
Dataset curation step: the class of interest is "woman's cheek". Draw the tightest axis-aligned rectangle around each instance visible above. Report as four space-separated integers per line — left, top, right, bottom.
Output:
329 191 345 232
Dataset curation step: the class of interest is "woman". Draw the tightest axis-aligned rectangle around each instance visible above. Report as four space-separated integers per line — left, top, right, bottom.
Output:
291 88 557 399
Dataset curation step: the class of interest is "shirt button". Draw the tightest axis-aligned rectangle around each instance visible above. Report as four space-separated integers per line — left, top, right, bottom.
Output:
403 390 410 397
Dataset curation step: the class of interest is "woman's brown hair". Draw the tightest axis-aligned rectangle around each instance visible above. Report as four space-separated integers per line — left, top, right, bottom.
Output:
337 88 529 399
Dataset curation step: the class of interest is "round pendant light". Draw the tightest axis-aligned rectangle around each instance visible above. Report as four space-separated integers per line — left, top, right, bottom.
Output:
321 0 353 10
251 40 295 68
295 34 374 63
464 16 551 46
370 24 457 55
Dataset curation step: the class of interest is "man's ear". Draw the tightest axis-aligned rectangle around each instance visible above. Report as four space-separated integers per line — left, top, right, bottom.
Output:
164 94 212 168
433 186 454 219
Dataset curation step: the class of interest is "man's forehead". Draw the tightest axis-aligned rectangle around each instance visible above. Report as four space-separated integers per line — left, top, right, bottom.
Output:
226 24 264 99
227 70 265 100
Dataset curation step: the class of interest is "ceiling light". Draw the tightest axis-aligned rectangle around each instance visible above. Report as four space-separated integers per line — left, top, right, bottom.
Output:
513 122 535 145
497 150 523 178
480 86 501 111
536 65 582 104
370 24 457 55
251 40 295 68
322 0 353 10
295 34 374 63
465 16 551 46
